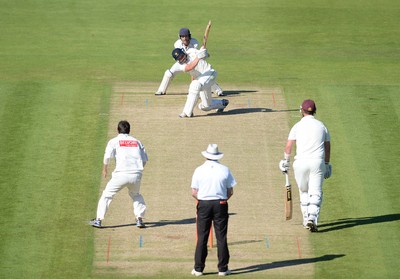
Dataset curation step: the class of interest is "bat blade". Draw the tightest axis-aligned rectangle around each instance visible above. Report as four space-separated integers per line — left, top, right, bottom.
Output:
284 172 293 220
202 20 212 48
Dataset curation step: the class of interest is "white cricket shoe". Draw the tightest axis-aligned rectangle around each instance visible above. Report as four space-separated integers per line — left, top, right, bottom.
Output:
179 112 194 118
136 217 145 228
191 269 203 276
218 269 232 276
155 91 166 96
89 219 102 228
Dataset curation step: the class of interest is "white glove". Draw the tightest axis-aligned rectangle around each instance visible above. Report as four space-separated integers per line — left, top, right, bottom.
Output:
324 163 332 179
279 159 290 173
197 48 208 59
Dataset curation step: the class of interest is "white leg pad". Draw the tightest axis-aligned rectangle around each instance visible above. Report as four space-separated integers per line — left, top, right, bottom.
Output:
156 70 174 94
183 80 201 116
211 82 223 94
308 194 322 224
198 90 212 109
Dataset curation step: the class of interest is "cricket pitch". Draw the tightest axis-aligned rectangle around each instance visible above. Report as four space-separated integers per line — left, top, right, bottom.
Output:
92 82 315 278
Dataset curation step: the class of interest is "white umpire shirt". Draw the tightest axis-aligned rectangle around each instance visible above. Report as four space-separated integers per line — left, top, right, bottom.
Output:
191 160 236 200
103 134 148 174
288 115 330 160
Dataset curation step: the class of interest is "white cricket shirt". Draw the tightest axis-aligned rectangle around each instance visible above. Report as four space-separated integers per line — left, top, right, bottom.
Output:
174 37 200 51
103 134 148 173
173 48 213 79
288 115 330 160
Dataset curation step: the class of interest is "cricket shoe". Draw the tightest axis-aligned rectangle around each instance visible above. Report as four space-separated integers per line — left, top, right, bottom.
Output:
213 90 225 96
306 220 318 232
216 99 229 113
218 269 232 276
191 269 203 276
136 217 145 228
179 112 194 118
89 219 102 228
155 91 166 96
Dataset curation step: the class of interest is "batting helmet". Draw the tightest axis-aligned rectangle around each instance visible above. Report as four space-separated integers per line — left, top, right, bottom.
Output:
172 48 187 64
179 28 191 39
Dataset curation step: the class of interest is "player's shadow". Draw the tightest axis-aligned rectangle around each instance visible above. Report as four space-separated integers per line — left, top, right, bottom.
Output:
220 90 258 96
204 108 298 116
317 213 400 233
231 254 345 275
100 213 238 229
144 217 196 228
99 217 196 229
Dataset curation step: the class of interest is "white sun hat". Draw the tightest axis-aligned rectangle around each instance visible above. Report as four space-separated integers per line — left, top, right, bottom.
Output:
201 144 224 160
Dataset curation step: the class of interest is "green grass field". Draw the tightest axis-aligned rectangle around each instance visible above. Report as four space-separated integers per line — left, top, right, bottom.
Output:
1 0 399 278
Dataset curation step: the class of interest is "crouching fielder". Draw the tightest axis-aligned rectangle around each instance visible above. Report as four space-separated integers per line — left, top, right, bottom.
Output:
171 48 229 118
89 120 148 229
279 100 332 232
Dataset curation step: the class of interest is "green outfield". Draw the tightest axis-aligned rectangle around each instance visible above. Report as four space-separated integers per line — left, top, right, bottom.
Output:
1 1 399 278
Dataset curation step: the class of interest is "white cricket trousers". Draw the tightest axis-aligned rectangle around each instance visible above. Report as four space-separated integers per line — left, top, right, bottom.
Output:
96 172 146 221
293 159 324 225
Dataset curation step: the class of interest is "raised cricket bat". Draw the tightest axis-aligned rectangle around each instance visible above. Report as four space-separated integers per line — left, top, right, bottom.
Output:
284 172 293 220
202 20 212 48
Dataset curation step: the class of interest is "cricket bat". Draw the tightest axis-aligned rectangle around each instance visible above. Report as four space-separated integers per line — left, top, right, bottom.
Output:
202 20 212 48
284 172 293 220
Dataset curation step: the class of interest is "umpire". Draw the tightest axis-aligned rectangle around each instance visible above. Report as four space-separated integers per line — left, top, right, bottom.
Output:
191 144 237 277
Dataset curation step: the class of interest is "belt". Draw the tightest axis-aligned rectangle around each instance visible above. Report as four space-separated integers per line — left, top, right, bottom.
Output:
198 199 228 204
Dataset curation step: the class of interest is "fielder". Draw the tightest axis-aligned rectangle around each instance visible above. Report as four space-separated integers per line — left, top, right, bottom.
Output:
155 27 224 96
279 100 332 232
90 120 148 229
171 47 229 118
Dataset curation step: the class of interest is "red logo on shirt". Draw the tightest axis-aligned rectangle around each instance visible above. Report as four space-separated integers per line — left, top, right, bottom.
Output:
119 140 138 147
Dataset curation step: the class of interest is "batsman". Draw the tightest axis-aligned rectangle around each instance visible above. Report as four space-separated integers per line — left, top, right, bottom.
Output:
279 99 332 232
155 22 224 96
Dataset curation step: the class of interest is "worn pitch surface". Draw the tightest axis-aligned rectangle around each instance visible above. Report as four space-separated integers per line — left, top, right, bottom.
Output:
93 82 314 278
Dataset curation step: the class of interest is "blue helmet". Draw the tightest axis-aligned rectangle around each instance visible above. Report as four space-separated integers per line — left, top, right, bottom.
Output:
171 48 187 64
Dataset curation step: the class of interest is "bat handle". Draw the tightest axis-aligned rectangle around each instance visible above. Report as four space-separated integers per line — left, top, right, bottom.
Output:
284 172 290 186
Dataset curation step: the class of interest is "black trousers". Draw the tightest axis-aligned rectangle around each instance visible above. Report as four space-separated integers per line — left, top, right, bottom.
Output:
194 200 230 272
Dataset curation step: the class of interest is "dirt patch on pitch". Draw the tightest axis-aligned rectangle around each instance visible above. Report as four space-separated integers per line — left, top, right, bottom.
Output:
92 82 315 278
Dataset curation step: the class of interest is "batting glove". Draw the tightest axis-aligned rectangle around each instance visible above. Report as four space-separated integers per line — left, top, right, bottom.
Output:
197 48 208 59
324 163 332 179
279 159 290 173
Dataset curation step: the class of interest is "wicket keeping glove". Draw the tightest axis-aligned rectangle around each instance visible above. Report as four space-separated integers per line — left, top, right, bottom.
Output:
279 159 290 173
324 163 332 179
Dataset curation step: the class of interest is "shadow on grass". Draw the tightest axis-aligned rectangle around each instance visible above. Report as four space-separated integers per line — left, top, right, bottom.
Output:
99 217 196 229
156 90 258 96
231 254 345 275
100 213 238 229
195 108 299 117
318 213 400 233
221 90 258 96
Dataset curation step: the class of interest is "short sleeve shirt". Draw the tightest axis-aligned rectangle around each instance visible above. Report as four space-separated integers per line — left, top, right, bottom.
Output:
172 48 213 78
191 160 236 200
288 115 330 160
174 38 200 51
103 134 148 173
